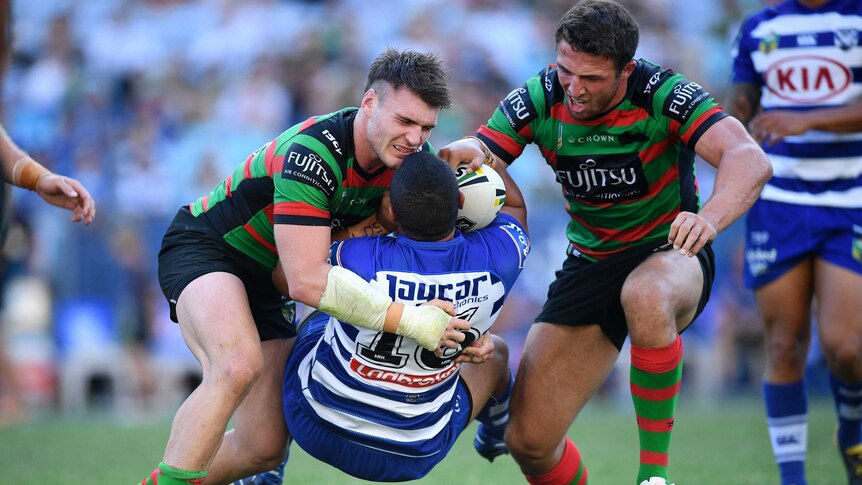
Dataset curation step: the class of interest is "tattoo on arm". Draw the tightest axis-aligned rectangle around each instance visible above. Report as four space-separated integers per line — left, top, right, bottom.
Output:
725 83 760 126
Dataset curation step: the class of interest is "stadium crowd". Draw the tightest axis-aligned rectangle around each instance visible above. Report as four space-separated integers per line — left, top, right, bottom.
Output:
0 0 792 418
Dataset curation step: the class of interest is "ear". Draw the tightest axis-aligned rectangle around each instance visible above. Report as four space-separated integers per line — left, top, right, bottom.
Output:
360 88 377 114
386 200 397 224
620 60 637 81
458 190 465 210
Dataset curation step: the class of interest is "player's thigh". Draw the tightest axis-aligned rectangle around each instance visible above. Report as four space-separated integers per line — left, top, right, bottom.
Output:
623 249 703 335
460 335 509 421
175 272 262 371
754 259 814 340
814 260 862 363
508 323 618 448
230 337 296 456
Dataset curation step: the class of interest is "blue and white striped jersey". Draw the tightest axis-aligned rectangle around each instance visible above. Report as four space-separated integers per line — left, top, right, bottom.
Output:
731 0 862 208
292 213 529 457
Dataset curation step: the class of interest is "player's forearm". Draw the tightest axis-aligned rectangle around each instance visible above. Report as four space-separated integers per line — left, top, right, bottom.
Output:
493 160 528 231
331 213 390 241
0 125 50 190
317 266 450 350
699 143 771 233
804 103 862 132
724 83 760 126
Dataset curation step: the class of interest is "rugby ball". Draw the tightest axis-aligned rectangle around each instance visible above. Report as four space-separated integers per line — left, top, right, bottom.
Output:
455 163 506 232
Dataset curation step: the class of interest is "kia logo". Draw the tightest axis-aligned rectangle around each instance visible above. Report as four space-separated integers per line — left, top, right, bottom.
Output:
763 55 851 104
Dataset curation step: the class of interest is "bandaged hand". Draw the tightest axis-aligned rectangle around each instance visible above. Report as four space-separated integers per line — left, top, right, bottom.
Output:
397 299 466 351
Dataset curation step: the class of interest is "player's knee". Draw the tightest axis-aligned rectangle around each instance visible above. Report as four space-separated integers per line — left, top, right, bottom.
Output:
764 330 807 372
210 354 264 394
620 278 671 319
489 335 509 367
245 446 288 473
823 336 862 379
505 424 555 464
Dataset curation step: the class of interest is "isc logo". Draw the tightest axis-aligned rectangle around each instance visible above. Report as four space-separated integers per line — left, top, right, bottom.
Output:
764 55 851 104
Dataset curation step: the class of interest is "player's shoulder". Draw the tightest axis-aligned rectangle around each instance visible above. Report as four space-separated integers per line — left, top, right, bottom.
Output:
469 213 530 249
467 213 530 269
291 108 356 156
496 65 564 134
529 64 566 108
625 59 678 111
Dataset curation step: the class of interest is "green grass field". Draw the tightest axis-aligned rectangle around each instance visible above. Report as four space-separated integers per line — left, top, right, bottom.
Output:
0 395 847 484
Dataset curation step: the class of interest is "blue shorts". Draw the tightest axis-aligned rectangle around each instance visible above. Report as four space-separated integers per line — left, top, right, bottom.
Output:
744 199 862 289
283 312 474 482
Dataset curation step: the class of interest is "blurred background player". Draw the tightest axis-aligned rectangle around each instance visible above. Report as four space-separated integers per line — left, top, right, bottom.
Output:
726 1 862 484
142 49 465 485
439 1 771 484
0 0 95 425
240 149 528 483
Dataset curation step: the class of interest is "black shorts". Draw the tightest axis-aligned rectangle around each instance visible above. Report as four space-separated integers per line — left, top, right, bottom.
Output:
535 239 715 350
157 207 295 341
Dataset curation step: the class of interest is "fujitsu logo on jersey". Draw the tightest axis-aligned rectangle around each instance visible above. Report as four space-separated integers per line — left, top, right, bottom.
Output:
555 154 648 203
665 81 709 123
557 159 637 192
501 88 530 125
764 55 851 103
287 151 331 183
282 144 338 197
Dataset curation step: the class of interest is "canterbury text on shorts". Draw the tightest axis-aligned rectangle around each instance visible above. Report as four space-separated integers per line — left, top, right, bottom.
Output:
157 206 295 341
283 312 474 482
744 199 862 289
535 238 715 350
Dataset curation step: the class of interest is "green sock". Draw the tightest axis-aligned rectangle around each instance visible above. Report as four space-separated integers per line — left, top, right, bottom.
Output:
630 336 683 483
140 462 207 485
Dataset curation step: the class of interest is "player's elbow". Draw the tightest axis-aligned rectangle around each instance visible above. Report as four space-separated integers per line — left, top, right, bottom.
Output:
733 141 772 190
749 144 773 188
284 269 328 307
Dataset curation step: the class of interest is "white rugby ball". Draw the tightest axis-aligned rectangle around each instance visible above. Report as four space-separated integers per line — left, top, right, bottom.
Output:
455 163 506 232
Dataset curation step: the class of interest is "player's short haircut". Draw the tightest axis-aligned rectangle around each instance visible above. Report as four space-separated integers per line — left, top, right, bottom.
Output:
390 151 459 241
555 0 639 74
365 48 452 109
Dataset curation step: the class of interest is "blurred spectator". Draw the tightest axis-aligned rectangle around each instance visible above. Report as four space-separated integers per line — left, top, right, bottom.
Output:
3 0 753 416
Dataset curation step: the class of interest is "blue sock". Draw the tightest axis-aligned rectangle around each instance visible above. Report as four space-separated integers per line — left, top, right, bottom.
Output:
764 381 807 485
830 373 862 450
473 371 514 462
476 370 514 428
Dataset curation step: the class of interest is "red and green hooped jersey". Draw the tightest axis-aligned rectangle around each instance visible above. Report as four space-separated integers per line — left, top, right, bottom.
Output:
189 108 432 271
478 59 727 260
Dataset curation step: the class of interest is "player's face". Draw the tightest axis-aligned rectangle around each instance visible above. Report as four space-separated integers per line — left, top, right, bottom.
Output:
364 85 439 169
555 41 634 120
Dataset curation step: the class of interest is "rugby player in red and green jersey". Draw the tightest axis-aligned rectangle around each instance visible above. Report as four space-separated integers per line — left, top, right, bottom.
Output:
439 1 771 484
140 49 470 485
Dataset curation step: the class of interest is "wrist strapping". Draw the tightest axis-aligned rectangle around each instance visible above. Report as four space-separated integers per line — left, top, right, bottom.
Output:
317 266 391 331
12 157 51 191
396 304 451 351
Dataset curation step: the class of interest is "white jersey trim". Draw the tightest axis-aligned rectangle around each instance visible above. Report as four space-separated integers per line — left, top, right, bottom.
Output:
769 154 862 181
751 13 862 36
760 184 862 207
300 358 455 443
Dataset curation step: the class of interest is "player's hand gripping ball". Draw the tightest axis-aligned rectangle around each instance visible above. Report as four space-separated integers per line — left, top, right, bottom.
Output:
455 163 506 232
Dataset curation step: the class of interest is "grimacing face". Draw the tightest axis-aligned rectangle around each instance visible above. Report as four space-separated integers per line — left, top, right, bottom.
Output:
555 41 632 121
365 84 440 169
